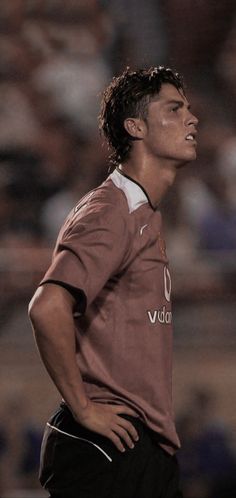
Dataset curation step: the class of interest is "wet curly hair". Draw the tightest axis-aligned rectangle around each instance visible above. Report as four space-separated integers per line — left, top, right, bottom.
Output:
99 66 184 165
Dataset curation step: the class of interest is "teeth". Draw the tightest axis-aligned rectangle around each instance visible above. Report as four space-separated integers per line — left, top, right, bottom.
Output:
186 134 194 140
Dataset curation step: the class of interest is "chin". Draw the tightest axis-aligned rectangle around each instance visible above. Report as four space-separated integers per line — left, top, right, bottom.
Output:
177 151 197 168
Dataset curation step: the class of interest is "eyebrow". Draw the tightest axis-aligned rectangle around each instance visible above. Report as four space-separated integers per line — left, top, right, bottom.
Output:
165 99 191 109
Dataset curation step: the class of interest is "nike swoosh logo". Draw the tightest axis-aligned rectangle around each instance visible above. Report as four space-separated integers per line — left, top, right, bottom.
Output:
140 224 148 235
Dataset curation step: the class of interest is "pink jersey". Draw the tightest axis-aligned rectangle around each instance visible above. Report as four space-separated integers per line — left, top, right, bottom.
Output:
41 168 180 454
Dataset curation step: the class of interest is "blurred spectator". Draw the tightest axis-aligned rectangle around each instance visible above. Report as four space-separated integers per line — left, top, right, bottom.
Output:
41 170 94 243
33 55 111 138
109 0 167 67
0 84 40 149
217 137 236 210
198 175 236 252
0 393 43 492
163 1 236 83
177 387 236 498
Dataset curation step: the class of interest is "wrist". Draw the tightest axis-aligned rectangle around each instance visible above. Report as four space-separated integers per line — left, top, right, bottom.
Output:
71 395 90 420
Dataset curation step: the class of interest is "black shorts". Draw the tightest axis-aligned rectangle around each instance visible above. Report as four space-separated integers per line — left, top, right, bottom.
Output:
39 403 183 498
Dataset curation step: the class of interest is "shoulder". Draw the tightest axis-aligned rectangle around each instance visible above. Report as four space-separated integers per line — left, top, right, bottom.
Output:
70 177 130 224
59 177 131 243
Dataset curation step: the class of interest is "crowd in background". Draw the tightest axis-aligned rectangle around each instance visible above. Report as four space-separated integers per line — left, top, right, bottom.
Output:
1 0 236 309
1 1 236 497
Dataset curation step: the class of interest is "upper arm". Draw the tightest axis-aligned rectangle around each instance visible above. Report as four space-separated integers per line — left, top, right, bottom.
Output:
40 203 130 309
28 282 77 320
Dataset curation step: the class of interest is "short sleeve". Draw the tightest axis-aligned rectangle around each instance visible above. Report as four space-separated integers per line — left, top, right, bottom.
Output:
40 201 130 309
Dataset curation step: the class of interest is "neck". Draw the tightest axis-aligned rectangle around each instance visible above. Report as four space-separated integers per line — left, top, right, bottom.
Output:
118 156 178 208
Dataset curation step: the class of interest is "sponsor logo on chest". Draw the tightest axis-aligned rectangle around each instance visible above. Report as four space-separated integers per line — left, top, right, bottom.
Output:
147 306 172 325
146 265 172 325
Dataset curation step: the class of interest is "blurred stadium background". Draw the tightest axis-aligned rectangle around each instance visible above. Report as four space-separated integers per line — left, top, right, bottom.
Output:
1 1 236 497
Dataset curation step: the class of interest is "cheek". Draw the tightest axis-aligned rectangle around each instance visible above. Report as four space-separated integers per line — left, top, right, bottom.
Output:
153 118 179 139
160 117 174 127
153 120 179 145
160 119 180 138
160 114 178 126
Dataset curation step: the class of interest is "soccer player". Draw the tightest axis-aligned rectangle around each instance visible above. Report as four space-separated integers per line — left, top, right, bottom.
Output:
29 66 198 498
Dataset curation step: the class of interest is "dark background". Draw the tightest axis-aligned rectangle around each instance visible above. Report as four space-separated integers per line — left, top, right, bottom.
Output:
1 1 236 497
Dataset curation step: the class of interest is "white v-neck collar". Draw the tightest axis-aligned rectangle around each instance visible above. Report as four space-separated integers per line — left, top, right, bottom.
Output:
110 168 149 213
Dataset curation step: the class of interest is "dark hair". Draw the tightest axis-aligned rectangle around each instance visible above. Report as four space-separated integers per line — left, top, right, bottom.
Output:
99 66 184 165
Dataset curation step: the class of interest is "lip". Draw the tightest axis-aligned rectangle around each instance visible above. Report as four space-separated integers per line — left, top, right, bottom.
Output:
185 131 197 145
186 137 197 146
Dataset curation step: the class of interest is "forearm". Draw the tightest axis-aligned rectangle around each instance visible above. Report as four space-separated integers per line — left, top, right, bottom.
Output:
35 319 88 414
29 285 88 418
29 283 139 452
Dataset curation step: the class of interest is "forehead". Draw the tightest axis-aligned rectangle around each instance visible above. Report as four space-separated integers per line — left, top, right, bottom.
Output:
150 83 188 106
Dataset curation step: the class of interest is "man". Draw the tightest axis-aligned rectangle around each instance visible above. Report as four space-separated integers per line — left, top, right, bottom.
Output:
29 66 198 498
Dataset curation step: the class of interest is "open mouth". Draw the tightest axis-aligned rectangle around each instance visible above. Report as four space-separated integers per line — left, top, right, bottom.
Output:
185 133 197 143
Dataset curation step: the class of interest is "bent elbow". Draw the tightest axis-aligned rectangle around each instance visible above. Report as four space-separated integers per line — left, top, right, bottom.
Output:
29 283 75 332
28 286 49 328
28 293 42 327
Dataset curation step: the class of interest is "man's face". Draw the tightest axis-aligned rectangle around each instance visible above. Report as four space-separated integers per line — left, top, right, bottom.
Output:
141 83 198 166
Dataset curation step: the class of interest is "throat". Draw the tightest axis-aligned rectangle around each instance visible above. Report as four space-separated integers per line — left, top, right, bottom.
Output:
147 166 177 206
119 161 177 207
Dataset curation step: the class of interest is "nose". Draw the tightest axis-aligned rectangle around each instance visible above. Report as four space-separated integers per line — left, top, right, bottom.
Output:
186 109 198 127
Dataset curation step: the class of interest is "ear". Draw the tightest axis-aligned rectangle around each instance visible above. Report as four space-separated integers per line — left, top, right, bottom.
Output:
123 117 146 139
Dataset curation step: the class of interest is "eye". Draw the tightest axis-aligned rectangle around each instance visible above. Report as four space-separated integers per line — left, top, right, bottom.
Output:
170 105 179 112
